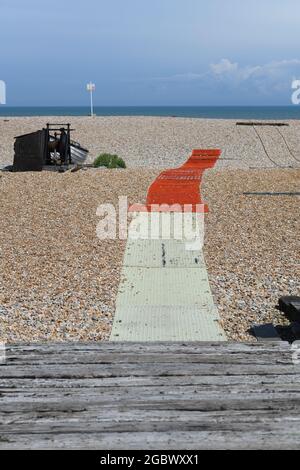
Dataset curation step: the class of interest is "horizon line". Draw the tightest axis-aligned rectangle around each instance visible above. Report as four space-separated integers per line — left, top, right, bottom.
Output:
0 104 298 108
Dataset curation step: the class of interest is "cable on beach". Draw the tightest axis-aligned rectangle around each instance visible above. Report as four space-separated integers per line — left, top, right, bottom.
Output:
252 125 284 168
276 127 300 163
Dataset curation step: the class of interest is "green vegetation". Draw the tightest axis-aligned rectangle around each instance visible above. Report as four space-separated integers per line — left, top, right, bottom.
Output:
93 153 126 169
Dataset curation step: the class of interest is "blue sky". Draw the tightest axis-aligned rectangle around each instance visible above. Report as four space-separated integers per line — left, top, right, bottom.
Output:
1 0 300 106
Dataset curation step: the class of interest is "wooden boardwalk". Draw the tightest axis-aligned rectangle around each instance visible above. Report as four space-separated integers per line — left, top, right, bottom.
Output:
0 341 300 450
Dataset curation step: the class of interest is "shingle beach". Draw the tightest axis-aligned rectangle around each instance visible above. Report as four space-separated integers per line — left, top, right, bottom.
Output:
1 116 300 169
0 116 299 342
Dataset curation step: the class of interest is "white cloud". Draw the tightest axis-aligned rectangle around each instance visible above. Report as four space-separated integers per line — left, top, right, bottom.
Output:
210 59 238 75
207 58 300 96
131 58 300 102
210 58 300 85
150 58 300 90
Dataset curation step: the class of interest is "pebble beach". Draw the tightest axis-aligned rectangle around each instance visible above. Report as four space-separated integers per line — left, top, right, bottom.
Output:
1 116 300 169
0 116 299 342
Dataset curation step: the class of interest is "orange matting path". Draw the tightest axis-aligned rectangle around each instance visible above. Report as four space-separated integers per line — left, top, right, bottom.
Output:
145 149 221 213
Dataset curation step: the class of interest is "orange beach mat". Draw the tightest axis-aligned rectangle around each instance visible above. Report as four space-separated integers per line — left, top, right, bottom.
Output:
144 149 221 213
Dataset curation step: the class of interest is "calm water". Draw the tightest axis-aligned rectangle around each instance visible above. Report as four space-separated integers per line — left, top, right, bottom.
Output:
0 106 300 119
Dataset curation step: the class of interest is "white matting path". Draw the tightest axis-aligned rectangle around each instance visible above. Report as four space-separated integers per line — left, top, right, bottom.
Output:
110 213 226 342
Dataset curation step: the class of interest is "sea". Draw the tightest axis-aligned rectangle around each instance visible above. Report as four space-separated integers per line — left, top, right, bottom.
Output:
0 106 299 120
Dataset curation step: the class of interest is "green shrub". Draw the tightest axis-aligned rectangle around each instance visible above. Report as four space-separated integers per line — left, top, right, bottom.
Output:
93 153 126 169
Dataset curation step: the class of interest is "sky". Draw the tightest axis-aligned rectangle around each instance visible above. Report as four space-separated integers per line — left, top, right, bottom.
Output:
1 0 300 106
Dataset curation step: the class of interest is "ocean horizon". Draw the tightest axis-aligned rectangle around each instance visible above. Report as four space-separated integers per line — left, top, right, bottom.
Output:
0 105 300 120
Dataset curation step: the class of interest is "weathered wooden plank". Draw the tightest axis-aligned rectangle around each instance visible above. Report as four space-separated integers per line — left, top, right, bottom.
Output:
0 374 299 389
0 363 299 379
0 341 299 450
0 382 299 400
5 341 290 354
1 431 299 450
1 411 300 434
1 381 299 396
0 408 295 424
0 395 299 414
1 407 299 426
3 351 294 366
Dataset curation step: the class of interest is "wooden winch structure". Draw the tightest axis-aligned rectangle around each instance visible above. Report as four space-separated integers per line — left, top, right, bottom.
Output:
13 123 89 171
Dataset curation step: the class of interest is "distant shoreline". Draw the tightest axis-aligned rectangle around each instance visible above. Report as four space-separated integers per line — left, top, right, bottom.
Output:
0 105 300 120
